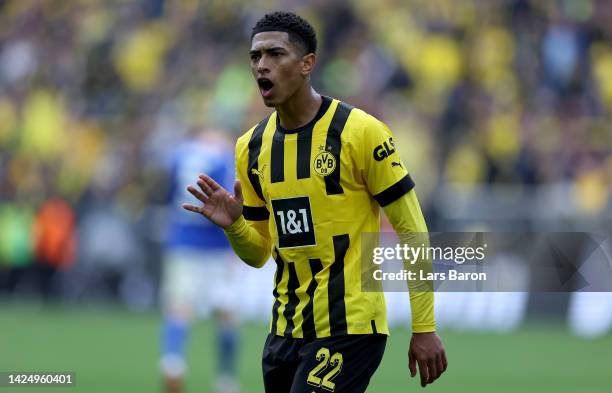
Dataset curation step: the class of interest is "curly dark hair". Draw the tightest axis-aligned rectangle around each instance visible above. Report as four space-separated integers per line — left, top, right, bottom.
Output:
251 11 317 55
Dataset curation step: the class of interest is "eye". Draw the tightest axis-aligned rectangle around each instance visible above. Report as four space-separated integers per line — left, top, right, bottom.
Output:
270 52 281 57
250 53 260 61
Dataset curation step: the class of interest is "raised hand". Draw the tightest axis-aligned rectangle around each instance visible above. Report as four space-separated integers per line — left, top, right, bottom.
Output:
182 174 244 229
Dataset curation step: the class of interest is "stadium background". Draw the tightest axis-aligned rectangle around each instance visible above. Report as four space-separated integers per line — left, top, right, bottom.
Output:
0 0 611 392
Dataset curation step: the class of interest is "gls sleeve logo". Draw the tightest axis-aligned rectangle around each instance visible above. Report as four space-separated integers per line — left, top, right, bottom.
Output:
373 137 396 161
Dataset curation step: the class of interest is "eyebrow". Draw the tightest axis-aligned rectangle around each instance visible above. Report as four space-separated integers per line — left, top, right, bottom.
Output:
249 47 287 55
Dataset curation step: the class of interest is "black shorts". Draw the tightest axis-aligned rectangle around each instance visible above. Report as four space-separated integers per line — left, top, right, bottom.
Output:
262 333 387 393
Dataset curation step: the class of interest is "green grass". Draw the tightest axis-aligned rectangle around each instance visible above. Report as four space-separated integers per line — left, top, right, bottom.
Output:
0 302 610 393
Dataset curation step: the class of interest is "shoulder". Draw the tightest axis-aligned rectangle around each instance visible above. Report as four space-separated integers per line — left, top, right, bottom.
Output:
329 99 386 134
337 102 390 144
236 114 273 151
347 106 384 129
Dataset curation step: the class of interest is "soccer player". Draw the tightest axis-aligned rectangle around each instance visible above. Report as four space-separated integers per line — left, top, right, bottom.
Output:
160 129 241 393
183 12 447 392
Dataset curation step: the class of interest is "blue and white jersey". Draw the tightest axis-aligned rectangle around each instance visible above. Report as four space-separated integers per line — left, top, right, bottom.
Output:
165 138 234 251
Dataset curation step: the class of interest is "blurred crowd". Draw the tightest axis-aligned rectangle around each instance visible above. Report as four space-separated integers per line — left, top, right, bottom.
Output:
0 0 610 303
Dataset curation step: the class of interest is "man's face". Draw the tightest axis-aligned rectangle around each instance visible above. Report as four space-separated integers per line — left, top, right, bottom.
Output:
250 31 310 107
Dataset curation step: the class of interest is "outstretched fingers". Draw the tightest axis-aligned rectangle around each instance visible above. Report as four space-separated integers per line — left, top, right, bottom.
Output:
199 174 221 191
187 184 209 204
197 177 215 197
233 180 243 203
182 203 202 214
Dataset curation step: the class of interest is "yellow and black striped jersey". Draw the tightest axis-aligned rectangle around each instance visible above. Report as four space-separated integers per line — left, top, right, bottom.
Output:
235 96 418 338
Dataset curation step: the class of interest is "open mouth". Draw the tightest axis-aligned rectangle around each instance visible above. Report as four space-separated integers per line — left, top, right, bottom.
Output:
257 78 274 97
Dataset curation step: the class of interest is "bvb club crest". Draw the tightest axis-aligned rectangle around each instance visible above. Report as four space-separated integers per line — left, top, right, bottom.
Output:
313 145 337 176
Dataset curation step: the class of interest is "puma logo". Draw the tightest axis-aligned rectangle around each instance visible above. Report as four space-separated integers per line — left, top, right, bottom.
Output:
391 161 402 168
250 164 266 181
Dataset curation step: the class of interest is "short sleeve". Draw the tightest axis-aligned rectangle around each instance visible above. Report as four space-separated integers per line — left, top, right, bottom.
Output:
360 118 415 207
235 133 270 221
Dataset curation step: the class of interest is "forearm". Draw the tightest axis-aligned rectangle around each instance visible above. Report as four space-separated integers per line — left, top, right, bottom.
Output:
224 216 271 268
383 190 436 333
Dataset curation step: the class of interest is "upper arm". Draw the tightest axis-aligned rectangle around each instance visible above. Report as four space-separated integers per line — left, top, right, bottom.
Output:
358 116 416 207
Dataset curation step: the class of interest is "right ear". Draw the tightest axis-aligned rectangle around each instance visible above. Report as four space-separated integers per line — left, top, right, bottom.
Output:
301 53 316 77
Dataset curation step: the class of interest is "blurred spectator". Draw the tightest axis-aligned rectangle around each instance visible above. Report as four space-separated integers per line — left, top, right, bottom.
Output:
0 201 34 294
31 198 76 297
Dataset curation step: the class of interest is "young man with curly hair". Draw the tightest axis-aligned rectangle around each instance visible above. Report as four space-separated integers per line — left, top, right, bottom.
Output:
184 11 447 393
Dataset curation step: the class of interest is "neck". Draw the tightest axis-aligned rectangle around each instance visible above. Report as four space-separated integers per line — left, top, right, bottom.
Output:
276 84 322 130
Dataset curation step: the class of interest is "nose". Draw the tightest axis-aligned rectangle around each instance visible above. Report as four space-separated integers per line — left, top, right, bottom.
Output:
256 55 270 75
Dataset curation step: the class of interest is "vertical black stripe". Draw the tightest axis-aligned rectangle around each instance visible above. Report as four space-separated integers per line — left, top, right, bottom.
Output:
325 102 353 195
296 126 314 179
371 320 378 334
329 234 349 335
247 116 269 202
302 258 324 339
270 128 285 183
271 250 285 335
282 261 301 337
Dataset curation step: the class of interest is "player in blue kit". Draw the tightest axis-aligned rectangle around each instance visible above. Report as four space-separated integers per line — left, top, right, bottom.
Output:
159 129 241 393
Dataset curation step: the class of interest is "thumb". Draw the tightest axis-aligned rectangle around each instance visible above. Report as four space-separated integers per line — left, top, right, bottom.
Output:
408 350 417 378
233 180 244 203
